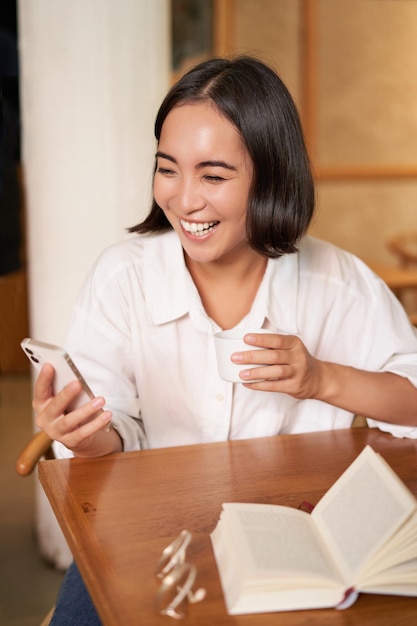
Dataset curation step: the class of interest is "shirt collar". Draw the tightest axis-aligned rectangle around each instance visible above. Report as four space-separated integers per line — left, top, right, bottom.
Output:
144 230 191 325
144 229 300 333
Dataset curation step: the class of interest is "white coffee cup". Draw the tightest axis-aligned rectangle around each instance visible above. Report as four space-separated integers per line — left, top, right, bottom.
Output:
214 328 272 383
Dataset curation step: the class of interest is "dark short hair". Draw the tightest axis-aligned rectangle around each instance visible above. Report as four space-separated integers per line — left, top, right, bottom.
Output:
129 55 315 258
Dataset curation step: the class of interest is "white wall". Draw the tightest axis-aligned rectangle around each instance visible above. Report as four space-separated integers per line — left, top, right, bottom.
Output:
18 0 170 345
17 0 171 568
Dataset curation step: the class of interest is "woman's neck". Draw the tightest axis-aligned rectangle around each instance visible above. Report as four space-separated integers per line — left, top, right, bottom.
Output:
185 248 268 329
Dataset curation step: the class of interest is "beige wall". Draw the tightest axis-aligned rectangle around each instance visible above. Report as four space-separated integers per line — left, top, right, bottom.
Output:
312 181 417 264
317 0 417 166
233 0 417 266
234 0 302 105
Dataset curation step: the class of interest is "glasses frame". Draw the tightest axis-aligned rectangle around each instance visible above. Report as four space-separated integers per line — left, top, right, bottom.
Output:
155 530 206 619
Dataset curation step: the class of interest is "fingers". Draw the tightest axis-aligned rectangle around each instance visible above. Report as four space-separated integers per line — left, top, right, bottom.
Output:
240 364 291 382
36 391 104 433
231 334 300 367
230 333 300 385
33 363 83 411
240 350 321 401
54 403 112 442
47 379 85 417
232 349 290 367
243 332 297 350
45 408 113 454
229 332 319 399
33 363 55 405
34 363 109 429
36 393 112 449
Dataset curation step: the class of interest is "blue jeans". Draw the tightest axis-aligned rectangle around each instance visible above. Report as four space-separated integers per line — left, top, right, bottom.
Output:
50 561 102 625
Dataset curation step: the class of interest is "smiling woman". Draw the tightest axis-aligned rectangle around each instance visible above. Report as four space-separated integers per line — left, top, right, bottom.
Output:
125 55 316 328
32 55 417 625
131 56 315 259
153 101 253 272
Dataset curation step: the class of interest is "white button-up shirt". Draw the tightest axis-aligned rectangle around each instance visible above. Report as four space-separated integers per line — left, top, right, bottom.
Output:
54 231 417 458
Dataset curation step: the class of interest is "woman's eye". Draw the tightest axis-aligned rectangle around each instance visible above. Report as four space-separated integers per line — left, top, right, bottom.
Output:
157 167 175 176
205 175 225 182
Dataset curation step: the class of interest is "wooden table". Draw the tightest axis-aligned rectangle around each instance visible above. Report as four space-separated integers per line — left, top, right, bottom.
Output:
38 428 417 625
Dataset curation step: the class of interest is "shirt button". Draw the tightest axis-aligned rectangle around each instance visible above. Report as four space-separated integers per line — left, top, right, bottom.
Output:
216 393 224 402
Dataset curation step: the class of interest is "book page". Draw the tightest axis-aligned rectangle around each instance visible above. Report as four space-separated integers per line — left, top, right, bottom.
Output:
312 446 417 581
221 503 343 585
358 511 417 581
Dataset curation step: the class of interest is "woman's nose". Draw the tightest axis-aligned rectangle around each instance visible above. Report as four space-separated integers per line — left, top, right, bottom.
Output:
176 179 205 213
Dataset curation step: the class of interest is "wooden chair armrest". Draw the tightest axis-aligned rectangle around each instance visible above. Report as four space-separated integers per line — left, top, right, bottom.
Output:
16 431 53 476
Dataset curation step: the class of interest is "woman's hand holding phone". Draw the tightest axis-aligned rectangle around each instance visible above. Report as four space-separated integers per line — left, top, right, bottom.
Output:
33 363 116 456
22 338 122 457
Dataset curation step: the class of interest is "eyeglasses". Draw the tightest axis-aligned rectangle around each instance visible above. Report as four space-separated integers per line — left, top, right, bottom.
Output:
155 530 206 619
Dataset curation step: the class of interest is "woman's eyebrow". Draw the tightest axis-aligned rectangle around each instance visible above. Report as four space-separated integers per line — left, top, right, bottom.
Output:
197 160 237 171
155 152 237 172
155 151 176 163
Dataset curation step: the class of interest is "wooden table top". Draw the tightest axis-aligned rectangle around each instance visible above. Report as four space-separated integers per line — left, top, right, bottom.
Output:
38 428 417 625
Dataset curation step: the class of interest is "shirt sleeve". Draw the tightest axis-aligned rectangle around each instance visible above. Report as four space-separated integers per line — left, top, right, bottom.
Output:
309 248 417 439
359 276 417 438
53 248 148 459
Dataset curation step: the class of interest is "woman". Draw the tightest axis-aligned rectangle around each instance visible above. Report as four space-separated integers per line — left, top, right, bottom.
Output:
35 55 417 624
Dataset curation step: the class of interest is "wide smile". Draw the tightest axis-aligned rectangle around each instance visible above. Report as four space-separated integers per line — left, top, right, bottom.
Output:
180 219 219 237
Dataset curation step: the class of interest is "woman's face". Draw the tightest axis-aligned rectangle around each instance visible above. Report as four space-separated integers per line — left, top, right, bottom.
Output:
153 101 254 266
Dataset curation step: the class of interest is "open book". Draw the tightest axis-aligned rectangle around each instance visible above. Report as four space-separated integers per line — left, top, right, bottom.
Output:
210 445 417 614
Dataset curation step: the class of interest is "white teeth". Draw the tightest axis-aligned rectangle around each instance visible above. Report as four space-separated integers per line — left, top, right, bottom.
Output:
180 220 218 236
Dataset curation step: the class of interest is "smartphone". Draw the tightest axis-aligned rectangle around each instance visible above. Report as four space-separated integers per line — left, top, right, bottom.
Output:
21 337 98 413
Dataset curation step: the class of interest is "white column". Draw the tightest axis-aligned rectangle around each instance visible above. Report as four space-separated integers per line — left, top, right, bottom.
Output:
18 0 170 569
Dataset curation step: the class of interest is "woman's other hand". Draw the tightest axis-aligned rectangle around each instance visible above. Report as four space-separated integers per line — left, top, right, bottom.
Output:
231 332 323 399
